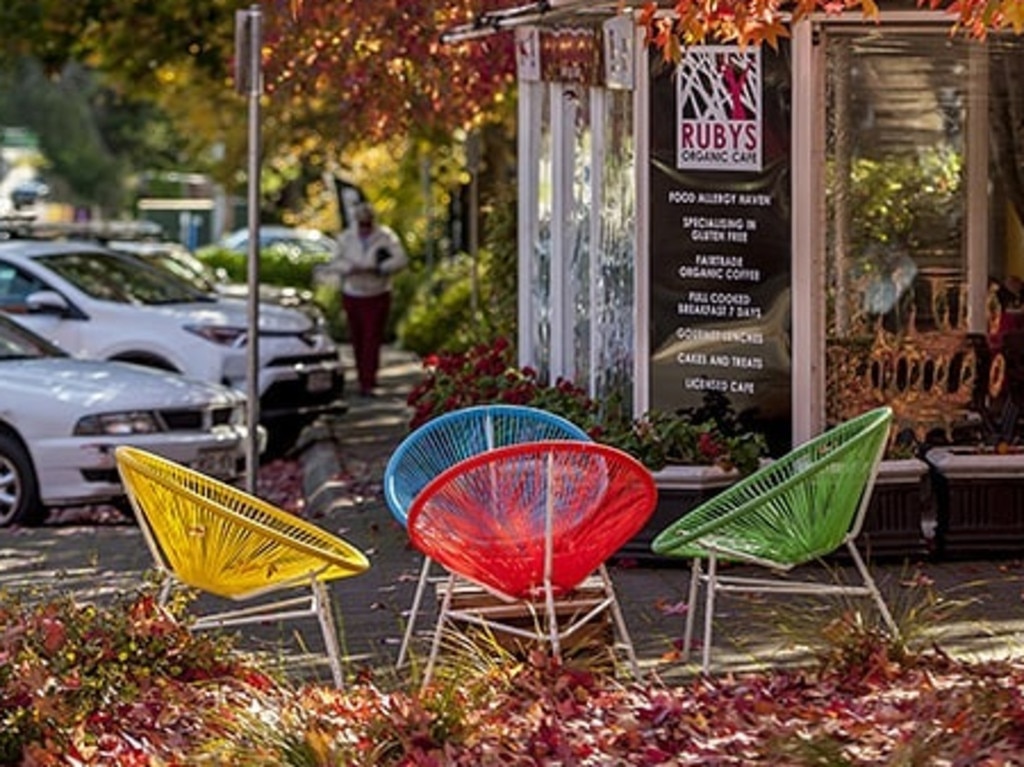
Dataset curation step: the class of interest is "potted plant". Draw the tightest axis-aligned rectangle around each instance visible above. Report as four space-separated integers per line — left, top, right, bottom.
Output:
407 338 766 470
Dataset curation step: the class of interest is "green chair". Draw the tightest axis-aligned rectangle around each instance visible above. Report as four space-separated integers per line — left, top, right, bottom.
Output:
651 406 898 673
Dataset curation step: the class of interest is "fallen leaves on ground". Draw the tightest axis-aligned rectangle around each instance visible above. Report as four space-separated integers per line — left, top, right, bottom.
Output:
254 458 305 514
259 651 1024 766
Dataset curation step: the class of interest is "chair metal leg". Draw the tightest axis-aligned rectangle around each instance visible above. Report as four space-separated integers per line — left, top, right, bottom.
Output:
599 564 640 677
422 572 456 689
156 574 174 607
396 555 433 669
313 579 345 688
683 558 701 660
544 577 562 663
702 554 718 674
845 540 900 637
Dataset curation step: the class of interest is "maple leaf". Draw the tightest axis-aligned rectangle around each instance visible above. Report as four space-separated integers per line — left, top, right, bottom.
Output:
1000 0 1024 32
654 598 690 616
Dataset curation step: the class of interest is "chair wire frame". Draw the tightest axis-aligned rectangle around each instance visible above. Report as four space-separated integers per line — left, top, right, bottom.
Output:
407 440 658 687
115 446 369 688
651 406 898 673
383 405 592 668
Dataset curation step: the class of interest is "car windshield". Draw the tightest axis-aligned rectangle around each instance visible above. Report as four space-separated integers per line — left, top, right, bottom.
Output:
145 251 218 293
38 250 213 305
0 314 64 359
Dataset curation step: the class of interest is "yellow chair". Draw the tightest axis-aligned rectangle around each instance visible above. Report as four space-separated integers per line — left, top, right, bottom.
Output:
114 445 369 687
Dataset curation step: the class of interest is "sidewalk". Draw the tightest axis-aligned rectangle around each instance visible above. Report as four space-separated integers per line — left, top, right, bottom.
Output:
305 346 1024 682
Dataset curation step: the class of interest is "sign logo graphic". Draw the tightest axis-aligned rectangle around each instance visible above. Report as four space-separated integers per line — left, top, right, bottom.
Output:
677 46 762 172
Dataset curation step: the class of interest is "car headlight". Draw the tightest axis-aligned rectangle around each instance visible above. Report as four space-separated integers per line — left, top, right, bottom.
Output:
184 324 248 346
74 411 160 436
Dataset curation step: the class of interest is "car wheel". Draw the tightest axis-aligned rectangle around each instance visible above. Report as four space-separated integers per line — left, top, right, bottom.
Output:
0 434 43 527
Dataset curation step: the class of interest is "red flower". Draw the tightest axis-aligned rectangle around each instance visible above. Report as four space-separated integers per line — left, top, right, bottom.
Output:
698 431 724 459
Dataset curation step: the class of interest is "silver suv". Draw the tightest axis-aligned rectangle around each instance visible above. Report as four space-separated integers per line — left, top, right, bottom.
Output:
0 238 345 450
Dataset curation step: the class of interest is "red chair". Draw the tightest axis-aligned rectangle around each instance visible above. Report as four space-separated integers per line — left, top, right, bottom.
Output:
408 440 657 685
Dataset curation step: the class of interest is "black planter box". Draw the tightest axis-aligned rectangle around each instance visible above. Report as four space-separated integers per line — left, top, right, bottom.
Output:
926 448 1024 558
855 458 936 561
616 465 737 566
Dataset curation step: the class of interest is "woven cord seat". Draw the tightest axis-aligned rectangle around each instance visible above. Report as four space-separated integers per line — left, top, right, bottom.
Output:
115 446 369 687
408 440 657 686
383 405 591 668
651 406 898 673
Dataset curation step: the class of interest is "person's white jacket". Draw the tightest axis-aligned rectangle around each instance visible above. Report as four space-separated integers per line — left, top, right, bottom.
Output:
327 223 408 297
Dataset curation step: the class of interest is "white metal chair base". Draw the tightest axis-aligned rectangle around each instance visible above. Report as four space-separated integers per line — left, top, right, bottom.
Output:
158 576 346 688
683 540 899 673
396 555 438 669
422 564 640 687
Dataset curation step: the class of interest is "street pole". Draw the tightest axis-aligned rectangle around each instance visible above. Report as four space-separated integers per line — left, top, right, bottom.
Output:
237 5 262 494
467 131 480 320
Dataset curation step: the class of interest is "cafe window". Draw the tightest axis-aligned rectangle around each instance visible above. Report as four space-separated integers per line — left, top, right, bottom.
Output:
824 29 1024 448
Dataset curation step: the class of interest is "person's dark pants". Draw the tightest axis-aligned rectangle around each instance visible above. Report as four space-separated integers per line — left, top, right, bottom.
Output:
343 292 391 395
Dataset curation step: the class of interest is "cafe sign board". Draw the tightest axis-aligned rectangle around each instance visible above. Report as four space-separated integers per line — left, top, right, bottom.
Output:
677 46 762 172
648 42 792 453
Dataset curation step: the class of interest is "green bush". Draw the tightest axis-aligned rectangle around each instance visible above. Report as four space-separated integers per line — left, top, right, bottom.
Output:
396 187 519 357
195 246 328 290
397 250 515 356
397 254 476 355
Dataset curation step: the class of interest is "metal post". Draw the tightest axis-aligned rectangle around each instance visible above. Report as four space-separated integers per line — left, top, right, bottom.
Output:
467 131 480 319
237 5 262 494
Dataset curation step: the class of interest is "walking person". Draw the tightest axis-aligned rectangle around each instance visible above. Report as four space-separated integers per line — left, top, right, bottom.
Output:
328 202 408 397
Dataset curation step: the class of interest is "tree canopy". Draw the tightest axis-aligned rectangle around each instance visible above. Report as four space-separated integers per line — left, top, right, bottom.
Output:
641 0 1024 55
1 0 1020 219
261 1 517 144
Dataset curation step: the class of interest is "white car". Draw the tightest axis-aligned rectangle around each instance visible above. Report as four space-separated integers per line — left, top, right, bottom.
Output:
0 313 252 527
217 226 338 260
0 238 346 451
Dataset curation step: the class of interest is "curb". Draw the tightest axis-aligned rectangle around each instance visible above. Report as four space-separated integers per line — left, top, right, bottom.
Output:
297 417 347 519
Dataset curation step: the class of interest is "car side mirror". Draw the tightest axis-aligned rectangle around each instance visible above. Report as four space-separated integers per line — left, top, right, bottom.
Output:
25 290 70 316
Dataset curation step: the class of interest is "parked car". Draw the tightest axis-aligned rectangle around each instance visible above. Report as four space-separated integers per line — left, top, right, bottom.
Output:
0 313 253 526
217 226 338 260
10 179 49 210
108 238 324 319
0 238 346 452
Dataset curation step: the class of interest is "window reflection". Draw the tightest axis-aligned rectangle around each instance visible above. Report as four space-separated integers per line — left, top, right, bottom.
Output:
825 31 1024 448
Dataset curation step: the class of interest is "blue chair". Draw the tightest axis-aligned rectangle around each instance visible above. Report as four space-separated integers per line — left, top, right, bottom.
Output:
383 404 591 668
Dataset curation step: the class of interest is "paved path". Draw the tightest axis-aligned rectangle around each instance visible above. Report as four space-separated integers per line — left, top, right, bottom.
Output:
4 345 1024 688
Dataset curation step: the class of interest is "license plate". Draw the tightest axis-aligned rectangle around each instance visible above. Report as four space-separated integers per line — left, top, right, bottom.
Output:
193 448 237 478
306 369 333 393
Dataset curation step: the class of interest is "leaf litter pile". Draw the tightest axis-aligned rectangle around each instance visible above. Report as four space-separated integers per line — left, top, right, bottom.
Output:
14 642 1024 765
253 647 1024 766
